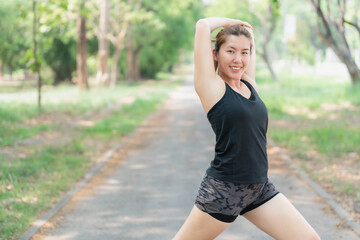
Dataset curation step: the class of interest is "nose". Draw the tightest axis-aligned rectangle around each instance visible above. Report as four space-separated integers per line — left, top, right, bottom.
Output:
233 52 242 63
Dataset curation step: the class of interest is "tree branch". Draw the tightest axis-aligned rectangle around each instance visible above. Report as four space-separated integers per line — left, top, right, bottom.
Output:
343 0 360 37
308 0 337 47
344 20 360 36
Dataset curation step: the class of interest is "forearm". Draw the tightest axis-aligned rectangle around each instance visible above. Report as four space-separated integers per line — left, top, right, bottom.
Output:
196 17 230 33
196 17 252 33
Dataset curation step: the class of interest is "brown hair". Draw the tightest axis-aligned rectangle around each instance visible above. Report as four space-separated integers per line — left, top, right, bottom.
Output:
215 25 252 54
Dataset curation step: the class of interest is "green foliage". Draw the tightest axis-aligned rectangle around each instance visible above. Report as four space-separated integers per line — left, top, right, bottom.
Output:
134 0 202 78
0 0 202 82
283 1 319 65
270 0 280 19
205 0 251 20
42 38 77 84
36 0 77 84
0 0 78 83
0 0 32 74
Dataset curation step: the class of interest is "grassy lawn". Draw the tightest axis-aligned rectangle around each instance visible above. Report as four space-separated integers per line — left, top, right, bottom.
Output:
257 69 360 218
0 77 182 240
1 68 359 238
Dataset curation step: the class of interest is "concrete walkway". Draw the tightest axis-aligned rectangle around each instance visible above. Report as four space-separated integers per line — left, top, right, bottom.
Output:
37 77 359 240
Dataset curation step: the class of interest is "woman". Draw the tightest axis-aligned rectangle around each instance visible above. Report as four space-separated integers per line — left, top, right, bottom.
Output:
173 17 321 240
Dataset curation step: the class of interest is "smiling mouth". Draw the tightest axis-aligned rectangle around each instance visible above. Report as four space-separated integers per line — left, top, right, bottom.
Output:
231 66 241 70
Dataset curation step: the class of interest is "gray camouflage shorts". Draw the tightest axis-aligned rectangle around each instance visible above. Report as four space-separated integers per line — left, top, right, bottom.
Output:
195 174 279 223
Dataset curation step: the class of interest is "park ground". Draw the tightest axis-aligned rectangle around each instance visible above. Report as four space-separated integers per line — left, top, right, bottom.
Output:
0 66 360 239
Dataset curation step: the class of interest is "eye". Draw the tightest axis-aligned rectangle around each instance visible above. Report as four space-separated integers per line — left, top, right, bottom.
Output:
242 51 249 55
227 50 234 53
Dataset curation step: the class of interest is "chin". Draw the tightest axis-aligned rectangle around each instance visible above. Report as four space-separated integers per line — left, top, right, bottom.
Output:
231 72 244 80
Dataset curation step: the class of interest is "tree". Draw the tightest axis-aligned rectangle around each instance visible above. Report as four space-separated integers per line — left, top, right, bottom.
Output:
127 0 202 79
108 0 143 86
0 0 31 79
76 0 89 89
34 0 77 85
32 0 42 108
125 23 137 81
309 0 360 85
96 0 110 84
0 0 202 85
249 0 280 81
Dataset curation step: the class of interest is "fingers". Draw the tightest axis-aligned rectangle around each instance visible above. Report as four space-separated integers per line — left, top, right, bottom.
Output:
240 21 253 31
227 18 253 31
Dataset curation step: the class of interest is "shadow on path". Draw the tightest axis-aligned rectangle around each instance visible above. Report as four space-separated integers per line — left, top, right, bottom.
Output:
35 77 358 240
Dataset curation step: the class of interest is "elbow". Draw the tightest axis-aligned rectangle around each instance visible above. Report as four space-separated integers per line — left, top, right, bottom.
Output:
196 18 206 26
195 18 209 30
193 80 199 93
193 79 202 95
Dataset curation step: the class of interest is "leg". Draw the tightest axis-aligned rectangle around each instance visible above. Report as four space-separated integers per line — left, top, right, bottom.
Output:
173 205 231 240
243 193 321 240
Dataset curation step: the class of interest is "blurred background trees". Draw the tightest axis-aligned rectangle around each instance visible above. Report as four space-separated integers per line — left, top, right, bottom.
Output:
0 0 202 88
0 0 359 88
309 0 360 84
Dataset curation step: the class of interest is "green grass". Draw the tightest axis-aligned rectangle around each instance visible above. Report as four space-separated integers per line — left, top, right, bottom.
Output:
0 78 181 240
259 70 360 155
258 68 360 207
83 83 172 139
0 124 52 146
0 141 88 238
85 97 165 138
269 124 360 156
307 125 360 154
0 81 178 146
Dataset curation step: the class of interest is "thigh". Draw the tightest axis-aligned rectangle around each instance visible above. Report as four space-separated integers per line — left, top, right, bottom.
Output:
243 193 320 240
173 205 231 240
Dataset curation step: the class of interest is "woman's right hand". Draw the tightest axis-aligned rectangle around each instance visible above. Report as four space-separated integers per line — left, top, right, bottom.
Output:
199 17 253 33
223 18 253 30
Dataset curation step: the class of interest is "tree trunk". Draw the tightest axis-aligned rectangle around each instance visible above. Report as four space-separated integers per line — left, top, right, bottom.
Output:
309 0 360 85
110 48 120 87
261 51 279 82
317 28 360 85
96 0 110 85
9 64 13 81
33 0 42 109
0 61 3 80
110 44 123 88
76 2 89 90
342 53 360 84
133 47 141 81
110 24 128 88
250 0 279 82
126 25 135 81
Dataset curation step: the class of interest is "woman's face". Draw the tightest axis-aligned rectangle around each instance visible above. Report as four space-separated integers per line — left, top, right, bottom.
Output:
214 35 251 82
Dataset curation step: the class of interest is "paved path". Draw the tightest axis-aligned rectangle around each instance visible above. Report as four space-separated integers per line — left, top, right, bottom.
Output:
39 77 359 240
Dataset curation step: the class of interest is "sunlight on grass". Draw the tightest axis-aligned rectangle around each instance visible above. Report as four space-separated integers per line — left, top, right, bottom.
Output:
0 141 88 239
0 79 181 239
259 68 360 218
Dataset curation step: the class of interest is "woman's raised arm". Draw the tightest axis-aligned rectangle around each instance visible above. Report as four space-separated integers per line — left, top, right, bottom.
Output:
194 18 252 94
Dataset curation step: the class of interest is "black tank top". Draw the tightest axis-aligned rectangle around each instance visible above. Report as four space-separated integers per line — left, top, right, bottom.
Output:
206 80 268 184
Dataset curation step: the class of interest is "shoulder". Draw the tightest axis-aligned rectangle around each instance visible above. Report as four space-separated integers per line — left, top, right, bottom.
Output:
195 76 226 115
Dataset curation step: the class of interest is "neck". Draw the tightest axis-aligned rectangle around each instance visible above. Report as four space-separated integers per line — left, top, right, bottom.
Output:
218 71 242 87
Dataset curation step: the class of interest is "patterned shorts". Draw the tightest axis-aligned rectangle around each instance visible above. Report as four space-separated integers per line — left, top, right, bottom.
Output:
195 174 279 223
